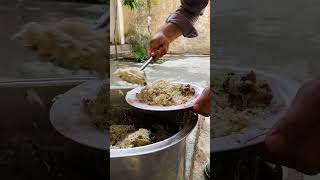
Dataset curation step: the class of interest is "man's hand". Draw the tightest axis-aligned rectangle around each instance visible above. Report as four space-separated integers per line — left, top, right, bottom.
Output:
193 87 211 117
147 32 170 62
147 23 182 63
259 80 320 175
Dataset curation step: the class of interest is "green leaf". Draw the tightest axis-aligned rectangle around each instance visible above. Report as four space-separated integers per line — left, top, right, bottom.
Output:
132 47 146 63
155 59 166 64
123 0 140 10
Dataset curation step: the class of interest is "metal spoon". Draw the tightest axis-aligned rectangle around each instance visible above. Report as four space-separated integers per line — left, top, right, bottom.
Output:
140 53 156 71
139 56 154 71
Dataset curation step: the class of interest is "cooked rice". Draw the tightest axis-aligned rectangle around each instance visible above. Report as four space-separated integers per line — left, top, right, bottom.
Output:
83 84 190 149
110 125 136 145
114 67 147 85
136 80 195 106
111 126 151 149
212 106 270 138
212 71 272 138
83 89 177 149
14 20 107 74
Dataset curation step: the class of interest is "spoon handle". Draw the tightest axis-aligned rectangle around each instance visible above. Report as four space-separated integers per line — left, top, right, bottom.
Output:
140 56 154 71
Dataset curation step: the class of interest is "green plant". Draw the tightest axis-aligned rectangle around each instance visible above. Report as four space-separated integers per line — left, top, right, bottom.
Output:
123 0 140 10
132 47 146 62
123 0 159 9
155 59 166 64
123 0 161 61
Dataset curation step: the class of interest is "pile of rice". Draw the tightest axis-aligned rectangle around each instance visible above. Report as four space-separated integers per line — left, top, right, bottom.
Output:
212 71 272 138
110 125 151 149
212 106 270 138
14 20 107 74
83 87 175 149
136 80 196 106
114 67 147 85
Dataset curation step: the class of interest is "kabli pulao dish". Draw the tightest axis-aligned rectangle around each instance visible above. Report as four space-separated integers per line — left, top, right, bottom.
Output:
212 71 273 138
136 80 196 106
82 87 182 149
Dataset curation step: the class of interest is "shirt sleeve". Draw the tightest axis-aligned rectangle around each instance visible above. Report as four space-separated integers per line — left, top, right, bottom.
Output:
166 0 209 38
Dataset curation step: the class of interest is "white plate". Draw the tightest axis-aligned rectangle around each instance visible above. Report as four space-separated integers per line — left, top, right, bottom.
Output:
211 65 300 153
125 82 204 111
50 80 108 150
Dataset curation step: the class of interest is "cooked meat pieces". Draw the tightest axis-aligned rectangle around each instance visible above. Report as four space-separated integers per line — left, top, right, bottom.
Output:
180 84 196 96
222 71 272 110
212 71 272 138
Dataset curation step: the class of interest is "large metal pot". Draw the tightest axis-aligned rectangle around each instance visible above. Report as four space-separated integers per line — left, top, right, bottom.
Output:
110 88 198 180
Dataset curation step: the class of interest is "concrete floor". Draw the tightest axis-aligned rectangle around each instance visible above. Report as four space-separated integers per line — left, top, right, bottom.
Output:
110 56 210 88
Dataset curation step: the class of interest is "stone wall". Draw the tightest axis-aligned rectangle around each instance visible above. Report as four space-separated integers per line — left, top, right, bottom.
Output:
122 0 210 55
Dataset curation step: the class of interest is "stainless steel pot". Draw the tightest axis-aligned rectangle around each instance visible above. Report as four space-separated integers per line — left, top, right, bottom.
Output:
110 88 198 180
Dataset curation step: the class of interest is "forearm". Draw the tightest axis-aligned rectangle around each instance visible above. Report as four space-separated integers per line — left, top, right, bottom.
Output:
166 0 209 38
147 0 209 60
158 23 183 43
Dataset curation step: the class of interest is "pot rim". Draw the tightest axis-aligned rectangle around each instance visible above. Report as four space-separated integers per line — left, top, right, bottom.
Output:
110 115 198 158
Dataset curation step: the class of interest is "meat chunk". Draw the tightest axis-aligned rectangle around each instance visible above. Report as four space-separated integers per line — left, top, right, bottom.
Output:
180 84 195 96
222 71 272 110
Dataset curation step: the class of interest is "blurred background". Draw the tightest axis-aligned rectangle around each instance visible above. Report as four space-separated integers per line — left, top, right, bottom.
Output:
0 0 106 80
214 0 320 179
0 0 107 179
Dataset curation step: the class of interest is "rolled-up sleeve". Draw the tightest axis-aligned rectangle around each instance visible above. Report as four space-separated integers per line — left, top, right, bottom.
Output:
166 0 209 38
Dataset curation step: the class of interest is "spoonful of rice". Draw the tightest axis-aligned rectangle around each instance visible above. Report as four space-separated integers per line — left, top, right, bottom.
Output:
114 67 147 85
114 53 155 85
